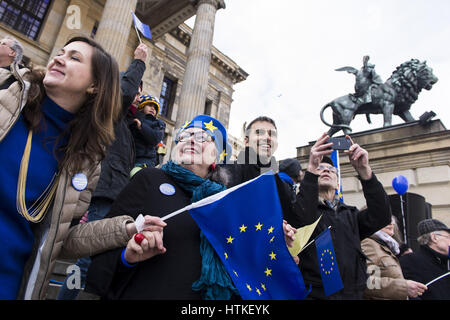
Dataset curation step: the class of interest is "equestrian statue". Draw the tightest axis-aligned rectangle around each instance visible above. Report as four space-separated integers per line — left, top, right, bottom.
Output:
320 56 438 136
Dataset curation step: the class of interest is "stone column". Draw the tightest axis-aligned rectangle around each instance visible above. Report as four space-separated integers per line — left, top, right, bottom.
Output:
94 0 137 63
175 0 225 129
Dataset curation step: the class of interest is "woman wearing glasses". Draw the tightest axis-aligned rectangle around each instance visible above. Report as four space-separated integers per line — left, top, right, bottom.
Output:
86 115 238 299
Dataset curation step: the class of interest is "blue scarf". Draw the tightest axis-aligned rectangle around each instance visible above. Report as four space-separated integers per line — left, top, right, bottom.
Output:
161 161 238 299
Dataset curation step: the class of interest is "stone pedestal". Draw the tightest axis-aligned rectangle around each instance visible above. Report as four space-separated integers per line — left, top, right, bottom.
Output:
94 0 137 62
296 120 450 226
175 0 225 129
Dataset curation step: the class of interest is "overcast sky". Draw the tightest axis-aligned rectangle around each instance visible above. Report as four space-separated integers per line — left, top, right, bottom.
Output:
188 0 450 160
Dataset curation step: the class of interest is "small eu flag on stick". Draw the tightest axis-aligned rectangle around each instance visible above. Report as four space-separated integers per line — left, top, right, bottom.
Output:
131 11 152 43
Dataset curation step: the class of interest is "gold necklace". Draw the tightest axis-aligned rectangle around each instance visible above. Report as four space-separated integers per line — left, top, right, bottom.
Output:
16 130 59 223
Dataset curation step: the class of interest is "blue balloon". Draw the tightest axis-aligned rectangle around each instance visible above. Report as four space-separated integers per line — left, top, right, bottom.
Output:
392 175 409 195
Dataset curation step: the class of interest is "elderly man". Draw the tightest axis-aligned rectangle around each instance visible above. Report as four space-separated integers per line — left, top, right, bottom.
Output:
293 133 391 300
400 219 450 300
0 36 25 91
0 36 23 67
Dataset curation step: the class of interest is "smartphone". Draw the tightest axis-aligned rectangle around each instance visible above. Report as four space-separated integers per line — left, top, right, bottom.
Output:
326 137 351 150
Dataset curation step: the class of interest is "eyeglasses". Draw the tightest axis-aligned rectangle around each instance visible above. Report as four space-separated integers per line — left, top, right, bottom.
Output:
435 233 450 240
316 165 338 174
176 131 214 143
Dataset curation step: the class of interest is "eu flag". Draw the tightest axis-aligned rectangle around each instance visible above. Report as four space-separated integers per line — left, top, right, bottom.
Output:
188 173 309 300
131 11 152 39
315 228 344 296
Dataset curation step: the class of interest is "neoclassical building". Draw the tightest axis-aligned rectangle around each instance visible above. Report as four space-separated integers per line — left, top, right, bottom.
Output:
0 0 247 160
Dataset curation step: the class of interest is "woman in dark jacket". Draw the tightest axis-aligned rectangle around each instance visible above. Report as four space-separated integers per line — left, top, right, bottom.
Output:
86 115 237 299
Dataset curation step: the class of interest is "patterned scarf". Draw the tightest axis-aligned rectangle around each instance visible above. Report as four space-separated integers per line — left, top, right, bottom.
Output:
161 161 238 299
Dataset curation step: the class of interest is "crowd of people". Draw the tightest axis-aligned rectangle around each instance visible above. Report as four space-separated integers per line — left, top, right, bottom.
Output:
0 35 449 300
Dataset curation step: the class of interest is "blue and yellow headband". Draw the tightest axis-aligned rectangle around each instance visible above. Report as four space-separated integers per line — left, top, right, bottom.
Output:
177 114 232 163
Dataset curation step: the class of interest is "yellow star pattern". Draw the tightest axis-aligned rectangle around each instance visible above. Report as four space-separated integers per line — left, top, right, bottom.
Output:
233 270 239 277
269 251 277 260
267 226 274 234
246 283 252 291
203 120 218 132
226 236 234 244
224 252 228 259
239 224 247 233
219 149 228 162
260 283 266 291
255 222 263 231
256 288 262 296
264 267 272 277
181 121 190 130
269 236 275 243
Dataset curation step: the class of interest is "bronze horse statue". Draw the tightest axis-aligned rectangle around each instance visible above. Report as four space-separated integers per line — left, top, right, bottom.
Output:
320 59 438 136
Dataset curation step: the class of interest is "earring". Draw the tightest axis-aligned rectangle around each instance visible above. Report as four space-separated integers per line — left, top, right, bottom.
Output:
210 162 216 171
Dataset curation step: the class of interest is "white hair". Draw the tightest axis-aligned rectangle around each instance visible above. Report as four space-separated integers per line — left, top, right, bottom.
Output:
5 36 24 63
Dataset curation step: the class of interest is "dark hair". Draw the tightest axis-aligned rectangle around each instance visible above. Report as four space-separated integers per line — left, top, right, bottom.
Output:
23 36 121 174
245 116 277 137
321 156 335 167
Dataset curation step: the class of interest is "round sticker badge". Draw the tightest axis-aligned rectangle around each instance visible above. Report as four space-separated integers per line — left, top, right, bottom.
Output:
72 173 88 191
159 183 176 196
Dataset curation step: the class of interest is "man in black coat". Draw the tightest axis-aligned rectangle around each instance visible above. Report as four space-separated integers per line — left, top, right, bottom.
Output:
400 219 450 300
293 133 391 300
56 43 148 300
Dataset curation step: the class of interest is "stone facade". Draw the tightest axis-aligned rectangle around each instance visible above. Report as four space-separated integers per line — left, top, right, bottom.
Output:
0 0 247 162
296 120 450 227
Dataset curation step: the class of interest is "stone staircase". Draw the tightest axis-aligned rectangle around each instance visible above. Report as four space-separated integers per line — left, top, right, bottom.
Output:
46 259 100 300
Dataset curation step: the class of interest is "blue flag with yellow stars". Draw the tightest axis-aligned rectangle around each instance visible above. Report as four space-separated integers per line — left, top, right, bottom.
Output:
315 228 344 296
188 173 309 300
330 150 344 202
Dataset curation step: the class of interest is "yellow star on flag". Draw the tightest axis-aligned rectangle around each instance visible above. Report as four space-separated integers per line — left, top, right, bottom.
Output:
267 226 274 234
226 236 234 244
246 283 252 291
255 222 263 231
233 270 239 277
203 120 218 132
239 224 247 233
260 283 266 291
224 252 228 259
256 288 262 296
269 251 277 260
269 236 275 243
264 267 272 277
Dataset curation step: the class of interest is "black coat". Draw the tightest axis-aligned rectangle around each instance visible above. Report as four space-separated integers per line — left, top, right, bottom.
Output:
296 171 392 300
131 112 165 167
92 59 145 200
85 168 203 299
223 147 278 188
399 245 450 300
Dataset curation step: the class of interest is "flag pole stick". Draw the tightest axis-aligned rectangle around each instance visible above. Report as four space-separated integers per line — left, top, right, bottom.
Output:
134 24 142 44
425 271 450 287
298 226 331 254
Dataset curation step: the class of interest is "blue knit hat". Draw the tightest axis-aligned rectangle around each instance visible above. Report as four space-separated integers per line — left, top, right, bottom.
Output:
177 114 232 163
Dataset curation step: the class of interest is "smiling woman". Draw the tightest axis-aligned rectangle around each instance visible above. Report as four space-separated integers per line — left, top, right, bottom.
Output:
0 36 136 300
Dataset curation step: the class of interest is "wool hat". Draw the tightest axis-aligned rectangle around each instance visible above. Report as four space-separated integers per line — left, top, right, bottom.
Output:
417 218 450 236
177 114 232 164
138 94 160 114
279 158 302 179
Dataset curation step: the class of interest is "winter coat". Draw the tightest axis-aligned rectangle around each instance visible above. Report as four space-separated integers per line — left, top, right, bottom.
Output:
92 59 146 200
295 171 392 300
0 63 133 299
131 112 165 167
361 236 408 300
86 168 203 299
400 245 450 300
